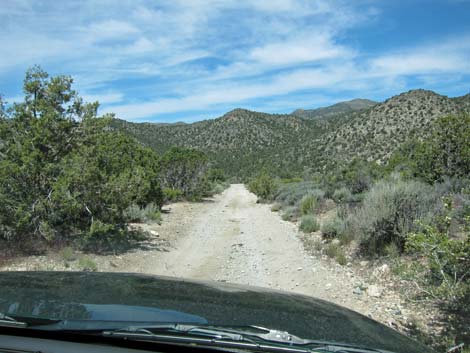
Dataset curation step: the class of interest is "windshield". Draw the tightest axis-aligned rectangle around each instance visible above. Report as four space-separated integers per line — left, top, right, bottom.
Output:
0 2 468 353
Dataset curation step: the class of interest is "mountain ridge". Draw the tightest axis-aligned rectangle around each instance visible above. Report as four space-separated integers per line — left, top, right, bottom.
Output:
111 89 470 178
292 98 377 120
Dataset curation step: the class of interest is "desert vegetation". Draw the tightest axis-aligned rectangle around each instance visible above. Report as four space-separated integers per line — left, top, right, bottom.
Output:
247 113 470 349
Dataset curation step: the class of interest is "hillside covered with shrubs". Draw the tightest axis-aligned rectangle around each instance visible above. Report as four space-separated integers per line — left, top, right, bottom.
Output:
113 89 470 180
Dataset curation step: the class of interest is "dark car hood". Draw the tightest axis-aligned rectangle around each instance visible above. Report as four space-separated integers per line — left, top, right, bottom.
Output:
0 271 433 353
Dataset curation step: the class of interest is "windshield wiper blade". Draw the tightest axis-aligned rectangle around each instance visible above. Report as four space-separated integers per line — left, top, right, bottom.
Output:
102 324 316 353
0 313 28 328
105 324 246 341
102 324 385 353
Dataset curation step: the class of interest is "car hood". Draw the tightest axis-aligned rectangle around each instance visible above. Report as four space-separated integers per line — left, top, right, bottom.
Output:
0 271 433 353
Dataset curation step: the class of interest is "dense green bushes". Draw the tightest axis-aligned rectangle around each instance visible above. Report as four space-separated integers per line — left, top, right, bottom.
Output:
406 206 470 346
160 147 209 200
348 177 439 255
389 114 470 183
0 67 215 252
0 67 164 250
247 172 277 200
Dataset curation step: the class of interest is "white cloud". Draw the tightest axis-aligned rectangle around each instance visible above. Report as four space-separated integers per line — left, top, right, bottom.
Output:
102 66 355 119
250 35 352 66
84 19 140 42
370 39 470 76
82 92 124 105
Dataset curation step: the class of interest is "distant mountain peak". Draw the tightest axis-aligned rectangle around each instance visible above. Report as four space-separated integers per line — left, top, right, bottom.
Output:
223 108 251 116
292 98 377 120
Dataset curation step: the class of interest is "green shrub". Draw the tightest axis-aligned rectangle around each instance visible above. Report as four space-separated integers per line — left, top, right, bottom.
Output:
282 206 297 221
313 240 323 252
338 231 354 246
211 183 227 194
336 251 347 266
299 215 320 232
60 246 76 262
271 203 282 212
349 178 439 255
123 204 143 222
0 67 164 249
78 255 97 271
247 173 277 200
324 242 347 265
332 187 353 204
142 203 162 223
384 242 400 258
300 195 316 215
206 168 226 182
160 147 209 199
406 212 470 346
274 181 323 207
123 203 161 223
407 222 469 300
388 114 470 183
321 216 345 238
163 188 183 202
280 177 302 184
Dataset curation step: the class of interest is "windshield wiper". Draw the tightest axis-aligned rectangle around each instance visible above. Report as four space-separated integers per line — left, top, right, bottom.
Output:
0 312 61 329
103 324 312 353
0 313 28 328
102 324 384 353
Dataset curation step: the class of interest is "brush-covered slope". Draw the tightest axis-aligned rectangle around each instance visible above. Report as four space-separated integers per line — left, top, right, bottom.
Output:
321 89 470 163
112 90 470 178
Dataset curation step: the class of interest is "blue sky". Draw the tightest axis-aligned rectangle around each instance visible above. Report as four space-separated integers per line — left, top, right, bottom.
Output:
1 0 470 123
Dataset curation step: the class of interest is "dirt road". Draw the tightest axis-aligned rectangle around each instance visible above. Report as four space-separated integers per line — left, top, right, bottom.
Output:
108 184 397 317
2 184 408 324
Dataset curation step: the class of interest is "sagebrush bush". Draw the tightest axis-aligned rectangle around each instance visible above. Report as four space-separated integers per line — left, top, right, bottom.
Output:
299 215 320 232
123 203 161 223
349 178 439 255
78 255 97 271
282 206 297 221
123 204 143 222
274 181 324 207
143 203 162 223
271 203 282 212
332 187 353 204
321 216 345 238
211 183 226 195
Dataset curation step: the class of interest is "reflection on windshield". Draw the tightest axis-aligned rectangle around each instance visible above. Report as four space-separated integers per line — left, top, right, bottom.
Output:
1 299 206 324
